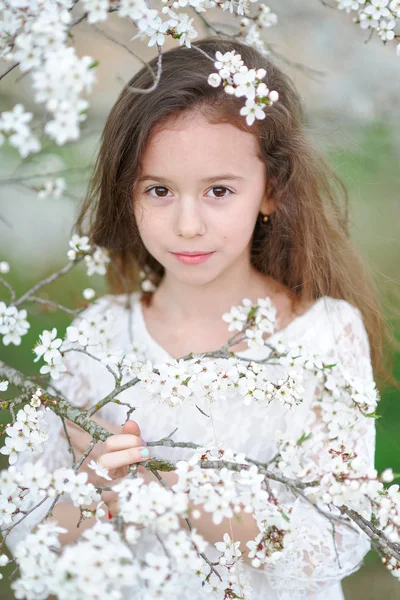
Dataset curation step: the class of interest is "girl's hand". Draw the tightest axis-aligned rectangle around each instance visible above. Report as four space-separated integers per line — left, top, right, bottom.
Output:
99 420 152 519
60 408 121 487
60 408 147 487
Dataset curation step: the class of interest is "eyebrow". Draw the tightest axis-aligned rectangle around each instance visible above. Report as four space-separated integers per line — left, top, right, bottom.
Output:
137 174 245 184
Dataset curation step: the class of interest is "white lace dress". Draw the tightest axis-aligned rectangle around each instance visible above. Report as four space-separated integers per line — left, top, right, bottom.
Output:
4 291 376 600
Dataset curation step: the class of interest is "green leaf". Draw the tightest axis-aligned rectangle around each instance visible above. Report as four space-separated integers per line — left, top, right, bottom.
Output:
361 411 382 419
297 431 312 444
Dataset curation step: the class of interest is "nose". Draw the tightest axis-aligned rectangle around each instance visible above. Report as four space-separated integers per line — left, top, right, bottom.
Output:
175 197 206 238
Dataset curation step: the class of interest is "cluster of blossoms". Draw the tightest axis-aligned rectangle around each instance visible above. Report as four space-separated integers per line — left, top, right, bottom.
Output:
239 3 278 57
0 0 278 158
10 519 140 600
0 300 30 346
32 297 146 380
0 104 41 158
222 295 278 346
0 0 398 161
0 390 49 465
207 50 280 126
35 177 66 199
134 296 309 408
0 457 100 530
173 447 294 578
0 1 97 149
335 0 400 54
67 235 111 277
2 328 400 594
137 352 306 409
32 304 111 379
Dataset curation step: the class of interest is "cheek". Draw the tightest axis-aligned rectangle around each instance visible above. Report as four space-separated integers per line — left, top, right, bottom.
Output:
221 209 258 246
134 202 154 238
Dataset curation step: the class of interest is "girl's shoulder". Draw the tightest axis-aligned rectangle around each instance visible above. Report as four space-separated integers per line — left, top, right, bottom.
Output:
307 295 373 379
278 295 370 361
316 295 367 339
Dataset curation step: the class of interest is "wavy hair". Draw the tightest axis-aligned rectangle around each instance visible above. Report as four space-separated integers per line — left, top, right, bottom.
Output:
75 35 399 390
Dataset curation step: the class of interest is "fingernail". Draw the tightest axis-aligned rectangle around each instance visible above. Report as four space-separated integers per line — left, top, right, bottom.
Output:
140 448 149 458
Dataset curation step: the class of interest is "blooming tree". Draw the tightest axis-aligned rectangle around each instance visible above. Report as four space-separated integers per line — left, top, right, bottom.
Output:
0 1 400 599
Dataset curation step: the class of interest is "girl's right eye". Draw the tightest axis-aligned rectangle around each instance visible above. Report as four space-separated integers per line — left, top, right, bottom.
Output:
145 186 170 198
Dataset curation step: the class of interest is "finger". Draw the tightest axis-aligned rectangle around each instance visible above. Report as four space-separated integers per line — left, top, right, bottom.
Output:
100 446 150 471
61 415 122 452
101 489 118 505
122 420 141 437
103 433 145 452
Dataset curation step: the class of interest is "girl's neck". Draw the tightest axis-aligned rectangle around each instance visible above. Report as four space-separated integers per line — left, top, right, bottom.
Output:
145 266 290 326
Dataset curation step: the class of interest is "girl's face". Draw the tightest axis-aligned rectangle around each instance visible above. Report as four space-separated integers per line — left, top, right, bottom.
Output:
133 113 273 287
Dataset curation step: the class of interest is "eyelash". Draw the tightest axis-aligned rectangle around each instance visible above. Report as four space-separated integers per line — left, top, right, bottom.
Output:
144 185 234 199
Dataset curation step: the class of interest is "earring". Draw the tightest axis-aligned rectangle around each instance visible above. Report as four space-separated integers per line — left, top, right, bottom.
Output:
259 212 269 224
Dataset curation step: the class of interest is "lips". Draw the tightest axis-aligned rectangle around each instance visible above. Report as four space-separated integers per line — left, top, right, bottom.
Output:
171 251 215 265
172 252 213 256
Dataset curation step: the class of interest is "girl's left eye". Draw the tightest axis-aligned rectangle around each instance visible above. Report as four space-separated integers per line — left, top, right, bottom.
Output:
208 186 234 199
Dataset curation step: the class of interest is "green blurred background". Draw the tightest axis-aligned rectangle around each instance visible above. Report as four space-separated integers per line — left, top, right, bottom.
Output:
1 1 400 598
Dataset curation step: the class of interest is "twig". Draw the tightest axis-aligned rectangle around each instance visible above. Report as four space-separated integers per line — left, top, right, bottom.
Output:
0 61 19 82
74 437 98 471
0 495 49 545
340 505 400 560
13 254 89 307
0 166 91 185
0 277 16 303
60 416 77 466
28 296 80 317
121 42 163 95
63 348 120 385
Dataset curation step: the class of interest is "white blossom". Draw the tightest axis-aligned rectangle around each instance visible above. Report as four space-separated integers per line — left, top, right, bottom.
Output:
37 177 66 199
0 104 41 158
83 287 96 300
84 247 111 276
0 302 30 346
81 0 110 24
67 234 91 260
0 261 10 274
87 459 112 481
33 327 63 363
39 353 67 379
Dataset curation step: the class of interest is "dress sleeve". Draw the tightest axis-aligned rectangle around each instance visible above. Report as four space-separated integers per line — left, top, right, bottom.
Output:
3 295 119 556
258 299 377 599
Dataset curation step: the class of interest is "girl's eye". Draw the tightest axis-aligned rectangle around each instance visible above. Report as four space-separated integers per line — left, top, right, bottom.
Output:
207 186 233 199
145 186 170 198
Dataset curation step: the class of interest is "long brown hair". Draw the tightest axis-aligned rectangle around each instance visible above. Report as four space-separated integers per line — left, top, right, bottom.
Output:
75 35 399 391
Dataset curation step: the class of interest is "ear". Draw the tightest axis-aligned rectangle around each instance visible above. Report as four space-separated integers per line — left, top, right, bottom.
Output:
259 186 276 217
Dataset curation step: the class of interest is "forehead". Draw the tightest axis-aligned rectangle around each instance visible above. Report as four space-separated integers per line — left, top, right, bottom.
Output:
140 115 261 174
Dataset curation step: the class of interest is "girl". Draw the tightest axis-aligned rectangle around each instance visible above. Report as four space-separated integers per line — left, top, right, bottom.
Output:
5 36 398 600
